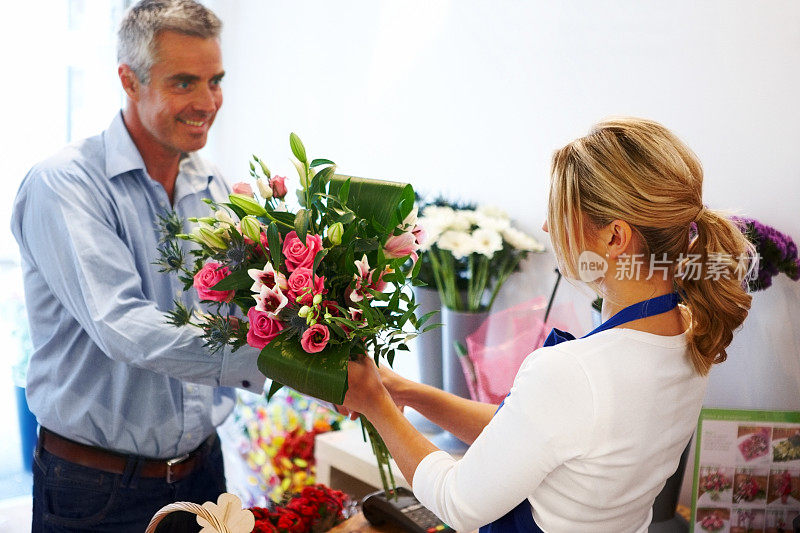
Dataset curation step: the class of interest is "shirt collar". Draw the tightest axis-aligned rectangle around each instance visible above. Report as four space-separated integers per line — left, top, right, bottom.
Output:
103 111 215 193
175 152 215 201
103 111 147 179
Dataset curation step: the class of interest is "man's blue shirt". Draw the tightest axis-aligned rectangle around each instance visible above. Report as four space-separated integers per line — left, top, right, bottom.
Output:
11 112 265 458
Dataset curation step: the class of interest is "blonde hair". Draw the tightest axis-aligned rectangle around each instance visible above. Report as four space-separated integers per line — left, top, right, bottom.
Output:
547 117 755 375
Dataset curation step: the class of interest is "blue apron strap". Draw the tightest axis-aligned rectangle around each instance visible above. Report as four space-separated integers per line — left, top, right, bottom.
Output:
481 293 679 532
479 500 543 533
581 292 679 338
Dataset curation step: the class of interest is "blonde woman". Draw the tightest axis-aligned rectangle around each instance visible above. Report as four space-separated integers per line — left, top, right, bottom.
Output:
342 118 755 532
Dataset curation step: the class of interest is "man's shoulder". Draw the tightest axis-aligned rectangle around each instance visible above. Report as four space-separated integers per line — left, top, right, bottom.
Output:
26 132 107 187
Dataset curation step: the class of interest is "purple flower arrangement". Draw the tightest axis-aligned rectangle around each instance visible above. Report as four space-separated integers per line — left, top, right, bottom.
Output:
733 217 800 291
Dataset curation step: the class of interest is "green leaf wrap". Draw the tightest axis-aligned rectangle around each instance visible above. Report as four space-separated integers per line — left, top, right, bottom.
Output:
257 331 350 404
329 175 415 231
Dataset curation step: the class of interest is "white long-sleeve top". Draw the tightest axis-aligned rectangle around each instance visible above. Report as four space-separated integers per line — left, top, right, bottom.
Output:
412 327 708 532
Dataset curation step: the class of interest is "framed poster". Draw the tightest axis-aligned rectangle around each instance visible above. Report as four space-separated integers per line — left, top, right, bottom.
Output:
691 408 800 532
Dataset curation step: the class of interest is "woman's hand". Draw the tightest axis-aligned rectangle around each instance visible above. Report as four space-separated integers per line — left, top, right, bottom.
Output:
376 364 412 412
342 356 396 420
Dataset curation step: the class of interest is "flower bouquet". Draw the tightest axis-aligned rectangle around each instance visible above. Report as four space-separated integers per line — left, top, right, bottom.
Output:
699 511 726 532
699 468 732 501
156 134 431 493
418 204 544 312
733 473 766 503
248 484 351 533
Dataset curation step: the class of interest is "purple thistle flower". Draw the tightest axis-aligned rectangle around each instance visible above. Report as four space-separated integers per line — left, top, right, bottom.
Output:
732 216 800 291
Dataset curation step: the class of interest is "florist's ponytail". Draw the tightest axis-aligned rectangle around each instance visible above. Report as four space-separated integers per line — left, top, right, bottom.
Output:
675 208 755 375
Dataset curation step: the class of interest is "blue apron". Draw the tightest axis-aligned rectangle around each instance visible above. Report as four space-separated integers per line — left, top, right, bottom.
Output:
479 293 680 533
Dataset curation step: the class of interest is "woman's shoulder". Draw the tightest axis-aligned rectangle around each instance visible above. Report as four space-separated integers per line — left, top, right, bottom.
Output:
523 328 690 382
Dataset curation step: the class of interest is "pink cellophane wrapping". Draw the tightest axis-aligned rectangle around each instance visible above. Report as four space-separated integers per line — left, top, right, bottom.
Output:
461 297 581 404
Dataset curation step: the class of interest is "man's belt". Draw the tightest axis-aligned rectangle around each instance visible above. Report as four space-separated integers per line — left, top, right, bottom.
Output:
39 427 214 483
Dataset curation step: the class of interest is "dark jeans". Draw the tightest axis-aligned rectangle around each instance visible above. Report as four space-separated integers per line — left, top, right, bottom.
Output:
32 435 226 533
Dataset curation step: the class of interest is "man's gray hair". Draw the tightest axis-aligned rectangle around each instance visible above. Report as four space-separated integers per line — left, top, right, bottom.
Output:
118 0 221 84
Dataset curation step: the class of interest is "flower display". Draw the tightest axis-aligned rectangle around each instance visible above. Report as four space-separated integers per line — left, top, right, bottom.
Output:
248 484 351 533
230 390 352 506
156 134 432 493
699 468 732 500
739 428 771 461
699 511 726 532
417 201 545 311
733 473 766 503
732 216 800 291
775 470 792 504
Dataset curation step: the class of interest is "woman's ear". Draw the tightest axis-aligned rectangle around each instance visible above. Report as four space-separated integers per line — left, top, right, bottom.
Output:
603 219 634 259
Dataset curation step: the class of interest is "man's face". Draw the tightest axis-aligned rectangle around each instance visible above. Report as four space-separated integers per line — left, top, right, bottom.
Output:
134 31 224 155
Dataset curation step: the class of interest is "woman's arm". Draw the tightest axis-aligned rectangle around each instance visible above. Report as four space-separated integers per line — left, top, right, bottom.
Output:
378 365 497 444
345 348 594 532
343 357 438 488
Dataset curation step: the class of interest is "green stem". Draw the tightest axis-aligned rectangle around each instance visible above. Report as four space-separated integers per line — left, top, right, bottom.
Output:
261 211 294 230
360 416 397 498
486 253 522 310
428 248 459 310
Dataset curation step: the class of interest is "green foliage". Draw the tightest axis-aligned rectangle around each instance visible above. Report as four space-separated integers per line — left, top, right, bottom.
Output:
157 134 426 495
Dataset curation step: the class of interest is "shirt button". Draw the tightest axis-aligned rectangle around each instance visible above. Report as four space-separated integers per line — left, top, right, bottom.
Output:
186 433 192 440
242 380 251 388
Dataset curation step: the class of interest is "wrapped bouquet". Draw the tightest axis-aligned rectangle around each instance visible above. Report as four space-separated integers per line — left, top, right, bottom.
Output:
156 134 432 492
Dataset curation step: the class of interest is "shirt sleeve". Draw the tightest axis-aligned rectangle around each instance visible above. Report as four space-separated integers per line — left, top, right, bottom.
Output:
411 346 595 532
15 167 265 393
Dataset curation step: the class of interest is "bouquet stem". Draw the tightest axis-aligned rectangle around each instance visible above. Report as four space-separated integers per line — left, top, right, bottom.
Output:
360 415 396 498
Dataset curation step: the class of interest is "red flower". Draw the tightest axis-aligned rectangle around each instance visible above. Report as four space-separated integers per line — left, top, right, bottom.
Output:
246 307 285 349
287 267 326 307
282 231 322 272
193 262 235 302
301 324 330 353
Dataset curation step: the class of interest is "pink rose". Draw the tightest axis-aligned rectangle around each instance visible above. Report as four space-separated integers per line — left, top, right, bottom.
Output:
193 262 235 302
270 175 288 199
232 182 254 196
300 323 330 353
246 307 284 349
383 231 418 261
287 267 326 306
282 231 323 272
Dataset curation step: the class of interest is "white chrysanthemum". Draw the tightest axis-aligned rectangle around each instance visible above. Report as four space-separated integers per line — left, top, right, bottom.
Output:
473 211 510 232
502 226 545 252
477 204 510 220
437 230 476 259
421 205 455 222
448 210 473 231
471 228 504 257
417 216 446 251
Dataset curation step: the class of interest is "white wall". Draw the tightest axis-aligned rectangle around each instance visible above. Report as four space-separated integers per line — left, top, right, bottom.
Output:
204 0 800 414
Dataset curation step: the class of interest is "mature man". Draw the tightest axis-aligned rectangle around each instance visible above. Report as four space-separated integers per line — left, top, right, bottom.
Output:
11 1 264 530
